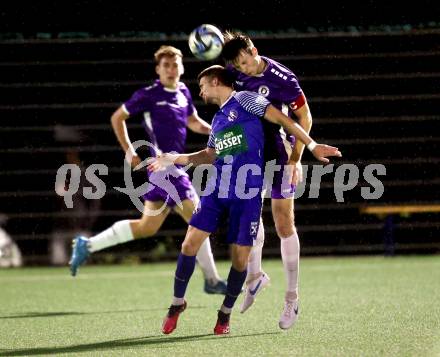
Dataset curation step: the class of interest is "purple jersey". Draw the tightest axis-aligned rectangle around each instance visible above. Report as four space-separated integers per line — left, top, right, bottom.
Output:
227 56 304 164
122 79 195 156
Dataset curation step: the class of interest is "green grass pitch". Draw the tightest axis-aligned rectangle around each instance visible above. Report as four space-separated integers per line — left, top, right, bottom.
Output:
1 256 439 356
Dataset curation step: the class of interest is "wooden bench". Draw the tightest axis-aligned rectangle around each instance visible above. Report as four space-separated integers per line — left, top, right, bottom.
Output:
359 204 440 255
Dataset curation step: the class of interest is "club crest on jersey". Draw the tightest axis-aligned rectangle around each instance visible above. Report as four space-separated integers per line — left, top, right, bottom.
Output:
250 221 259 235
289 93 305 111
228 109 238 122
258 85 270 97
289 101 298 110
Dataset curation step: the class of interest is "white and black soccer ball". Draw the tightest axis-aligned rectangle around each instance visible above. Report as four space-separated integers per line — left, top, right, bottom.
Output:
188 24 224 61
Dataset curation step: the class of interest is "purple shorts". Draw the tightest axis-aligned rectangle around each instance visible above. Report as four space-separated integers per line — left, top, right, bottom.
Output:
264 163 296 199
189 193 262 246
143 168 196 208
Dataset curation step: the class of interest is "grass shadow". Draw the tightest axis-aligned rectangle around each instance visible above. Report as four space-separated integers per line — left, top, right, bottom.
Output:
0 331 281 356
0 306 208 320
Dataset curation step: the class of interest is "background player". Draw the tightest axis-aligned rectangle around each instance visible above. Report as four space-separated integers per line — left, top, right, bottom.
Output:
69 46 227 294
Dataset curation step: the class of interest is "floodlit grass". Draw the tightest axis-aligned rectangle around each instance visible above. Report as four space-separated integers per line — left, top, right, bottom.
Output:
1 256 439 356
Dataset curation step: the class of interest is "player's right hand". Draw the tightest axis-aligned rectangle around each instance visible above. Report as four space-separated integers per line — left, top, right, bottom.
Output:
312 144 342 163
147 153 178 172
129 155 142 170
124 149 142 170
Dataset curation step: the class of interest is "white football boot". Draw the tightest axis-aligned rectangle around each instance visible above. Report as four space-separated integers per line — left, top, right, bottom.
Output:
279 299 299 330
240 272 270 313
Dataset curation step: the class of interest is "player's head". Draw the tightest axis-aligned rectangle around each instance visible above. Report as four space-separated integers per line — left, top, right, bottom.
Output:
197 65 234 105
154 45 184 88
221 31 262 76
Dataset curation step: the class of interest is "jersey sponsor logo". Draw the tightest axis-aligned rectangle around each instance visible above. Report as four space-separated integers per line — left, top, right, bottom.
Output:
228 109 238 122
258 85 270 97
214 125 248 158
155 100 186 109
176 92 189 107
156 93 188 108
235 81 244 86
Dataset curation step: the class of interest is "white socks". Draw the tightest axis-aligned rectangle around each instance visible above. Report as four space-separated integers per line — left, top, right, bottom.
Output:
280 232 300 300
220 305 232 314
196 237 221 283
247 217 265 280
88 220 134 253
172 297 185 306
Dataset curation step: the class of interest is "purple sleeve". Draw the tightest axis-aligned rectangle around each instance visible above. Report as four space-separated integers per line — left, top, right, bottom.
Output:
123 88 152 116
277 72 304 105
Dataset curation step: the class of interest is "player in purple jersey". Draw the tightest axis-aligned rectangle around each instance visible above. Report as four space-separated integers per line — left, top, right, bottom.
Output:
69 46 227 294
221 31 318 328
148 65 341 335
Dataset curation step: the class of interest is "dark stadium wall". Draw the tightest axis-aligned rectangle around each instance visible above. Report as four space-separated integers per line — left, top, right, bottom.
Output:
0 0 438 33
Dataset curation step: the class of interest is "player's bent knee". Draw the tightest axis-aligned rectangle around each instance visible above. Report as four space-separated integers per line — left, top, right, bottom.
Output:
181 239 199 256
232 254 249 272
232 260 248 272
276 225 295 239
274 214 296 237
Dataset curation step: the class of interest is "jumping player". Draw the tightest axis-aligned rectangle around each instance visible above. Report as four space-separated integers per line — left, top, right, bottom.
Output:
222 31 315 327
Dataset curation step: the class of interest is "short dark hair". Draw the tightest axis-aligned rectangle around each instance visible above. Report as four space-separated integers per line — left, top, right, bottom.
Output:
197 65 234 87
221 31 254 64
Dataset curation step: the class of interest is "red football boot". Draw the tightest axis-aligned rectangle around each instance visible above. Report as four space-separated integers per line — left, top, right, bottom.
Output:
162 300 187 334
214 310 230 335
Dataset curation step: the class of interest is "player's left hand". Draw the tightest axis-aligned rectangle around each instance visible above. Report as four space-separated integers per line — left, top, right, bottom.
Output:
312 144 342 163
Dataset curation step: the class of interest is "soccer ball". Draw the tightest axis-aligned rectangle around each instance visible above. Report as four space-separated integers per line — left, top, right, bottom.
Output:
188 24 224 60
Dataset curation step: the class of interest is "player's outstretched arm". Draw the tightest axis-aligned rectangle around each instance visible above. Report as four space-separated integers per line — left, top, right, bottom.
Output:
264 105 342 163
147 147 216 172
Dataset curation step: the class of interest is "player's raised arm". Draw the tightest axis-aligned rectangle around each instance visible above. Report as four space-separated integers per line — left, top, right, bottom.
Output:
264 105 342 163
